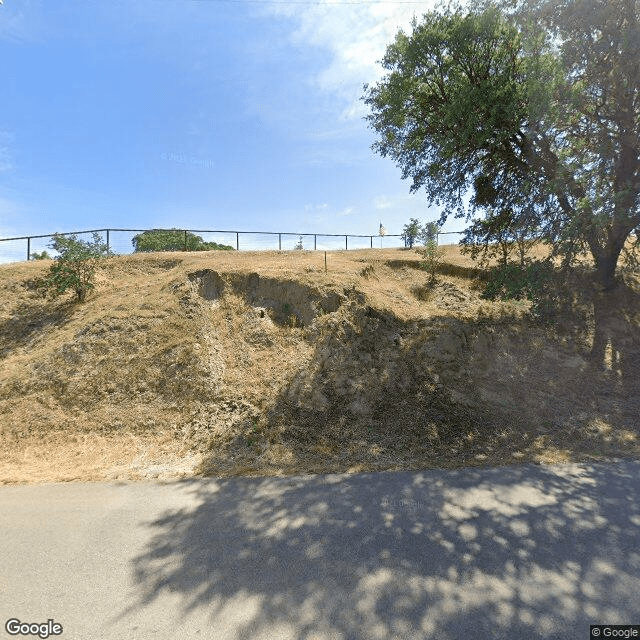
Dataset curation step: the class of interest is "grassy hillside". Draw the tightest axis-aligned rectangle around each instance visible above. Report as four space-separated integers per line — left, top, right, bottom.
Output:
1 247 639 484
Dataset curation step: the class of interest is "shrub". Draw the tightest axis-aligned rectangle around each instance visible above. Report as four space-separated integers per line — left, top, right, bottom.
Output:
401 218 421 248
30 250 51 260
132 229 234 252
39 233 111 302
481 260 556 318
416 239 444 285
419 221 439 246
402 218 440 249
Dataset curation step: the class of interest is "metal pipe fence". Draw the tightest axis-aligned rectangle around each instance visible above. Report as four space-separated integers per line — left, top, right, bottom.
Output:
0 227 427 263
0 227 465 263
435 231 465 244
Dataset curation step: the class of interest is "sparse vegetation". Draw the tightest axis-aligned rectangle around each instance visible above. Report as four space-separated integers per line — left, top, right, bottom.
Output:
402 218 441 251
480 259 558 319
360 264 377 279
401 218 422 248
416 228 444 285
2 246 639 485
460 207 539 269
30 250 51 261
419 221 439 247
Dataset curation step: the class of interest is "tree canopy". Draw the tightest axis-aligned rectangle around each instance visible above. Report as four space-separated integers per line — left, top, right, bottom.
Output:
132 229 234 253
401 218 439 247
401 218 422 248
363 0 640 289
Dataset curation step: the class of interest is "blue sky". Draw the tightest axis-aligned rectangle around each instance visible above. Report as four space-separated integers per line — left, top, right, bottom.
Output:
0 0 468 258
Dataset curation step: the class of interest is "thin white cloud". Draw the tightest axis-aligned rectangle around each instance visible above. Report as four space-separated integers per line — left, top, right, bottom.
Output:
373 195 393 210
0 148 12 173
264 2 438 120
0 196 19 218
304 203 329 212
0 0 46 43
0 131 14 172
307 125 361 141
303 146 369 166
369 191 469 236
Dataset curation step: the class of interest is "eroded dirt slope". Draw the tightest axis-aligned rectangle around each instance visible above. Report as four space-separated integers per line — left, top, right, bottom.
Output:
1 248 639 484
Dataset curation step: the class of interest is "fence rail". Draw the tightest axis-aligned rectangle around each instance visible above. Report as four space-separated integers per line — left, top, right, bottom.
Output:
0 227 464 263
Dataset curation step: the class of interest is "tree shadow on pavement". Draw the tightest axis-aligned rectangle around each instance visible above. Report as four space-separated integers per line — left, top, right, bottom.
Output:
115 461 640 639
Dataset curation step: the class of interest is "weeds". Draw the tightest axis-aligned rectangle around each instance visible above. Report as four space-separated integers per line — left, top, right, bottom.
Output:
416 241 445 285
246 420 261 447
414 241 445 301
360 264 377 279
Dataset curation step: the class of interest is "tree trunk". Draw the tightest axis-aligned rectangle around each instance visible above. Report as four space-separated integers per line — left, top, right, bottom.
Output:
594 253 619 291
589 292 609 365
594 237 628 291
591 221 634 291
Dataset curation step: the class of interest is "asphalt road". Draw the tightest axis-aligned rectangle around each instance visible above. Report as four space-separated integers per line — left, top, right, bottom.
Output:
1 460 640 640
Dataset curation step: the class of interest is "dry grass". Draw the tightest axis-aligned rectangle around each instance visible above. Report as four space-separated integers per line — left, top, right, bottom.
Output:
1 246 639 485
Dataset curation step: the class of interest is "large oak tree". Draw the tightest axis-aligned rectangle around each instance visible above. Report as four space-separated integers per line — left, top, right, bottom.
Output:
363 0 640 290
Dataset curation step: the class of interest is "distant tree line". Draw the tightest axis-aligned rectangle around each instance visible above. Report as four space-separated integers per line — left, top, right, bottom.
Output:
131 229 235 252
401 219 439 249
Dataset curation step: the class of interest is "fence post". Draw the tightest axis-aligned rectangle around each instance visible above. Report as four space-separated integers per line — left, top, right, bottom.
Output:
106 229 110 254
345 235 348 250
27 237 31 261
236 232 239 251
184 230 187 251
279 233 281 251
314 234 317 251
370 236 373 249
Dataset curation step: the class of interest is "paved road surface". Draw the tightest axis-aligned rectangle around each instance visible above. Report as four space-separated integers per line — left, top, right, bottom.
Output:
1 460 640 640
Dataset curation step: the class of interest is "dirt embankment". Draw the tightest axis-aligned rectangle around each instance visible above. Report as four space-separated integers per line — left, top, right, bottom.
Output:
1 248 639 484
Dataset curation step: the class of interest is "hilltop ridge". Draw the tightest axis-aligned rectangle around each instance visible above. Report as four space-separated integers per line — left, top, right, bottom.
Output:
1 247 639 484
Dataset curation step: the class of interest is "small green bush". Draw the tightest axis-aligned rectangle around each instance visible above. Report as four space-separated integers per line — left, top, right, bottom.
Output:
402 219 439 249
416 240 444 285
481 261 552 301
30 250 51 260
39 233 111 302
401 218 422 248
481 260 557 318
